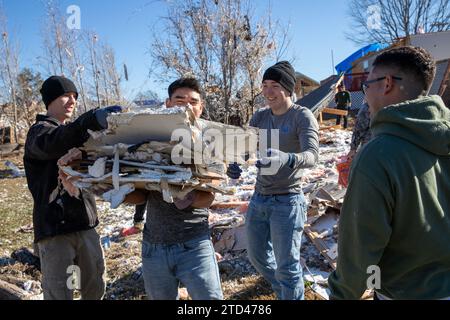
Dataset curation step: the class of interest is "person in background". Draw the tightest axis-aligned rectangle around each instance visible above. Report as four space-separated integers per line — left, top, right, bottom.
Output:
334 83 351 129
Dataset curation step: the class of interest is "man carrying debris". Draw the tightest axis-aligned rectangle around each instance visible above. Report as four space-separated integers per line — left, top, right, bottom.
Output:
334 84 351 129
126 78 223 300
24 76 122 300
328 46 450 300
228 61 319 300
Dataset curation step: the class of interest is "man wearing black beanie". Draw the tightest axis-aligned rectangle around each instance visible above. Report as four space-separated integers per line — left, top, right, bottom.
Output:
24 75 122 300
227 61 319 300
262 61 297 96
40 75 79 109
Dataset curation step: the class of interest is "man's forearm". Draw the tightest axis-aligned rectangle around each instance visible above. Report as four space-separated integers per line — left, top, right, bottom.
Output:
191 191 215 209
124 190 148 205
292 150 318 169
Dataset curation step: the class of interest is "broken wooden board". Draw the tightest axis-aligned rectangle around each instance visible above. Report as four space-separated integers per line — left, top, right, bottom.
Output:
321 107 349 116
310 183 346 209
304 211 339 270
308 212 339 238
304 225 337 270
210 201 249 209
0 279 27 300
214 226 247 253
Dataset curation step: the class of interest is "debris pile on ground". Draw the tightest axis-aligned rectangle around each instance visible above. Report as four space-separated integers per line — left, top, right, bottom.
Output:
0 122 367 300
0 247 42 300
1 159 25 179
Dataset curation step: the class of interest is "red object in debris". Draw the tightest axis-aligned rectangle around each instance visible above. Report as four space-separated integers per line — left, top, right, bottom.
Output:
336 158 352 188
238 202 249 214
120 226 141 237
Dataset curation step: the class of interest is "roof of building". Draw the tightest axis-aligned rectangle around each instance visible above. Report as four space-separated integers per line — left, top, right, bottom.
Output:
335 43 389 74
296 75 341 114
295 72 319 86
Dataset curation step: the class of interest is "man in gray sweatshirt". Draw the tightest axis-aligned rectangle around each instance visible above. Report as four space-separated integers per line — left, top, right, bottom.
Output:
227 61 319 300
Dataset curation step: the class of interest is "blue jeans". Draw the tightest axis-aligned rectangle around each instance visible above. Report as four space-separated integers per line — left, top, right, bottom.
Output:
141 234 223 300
246 192 307 300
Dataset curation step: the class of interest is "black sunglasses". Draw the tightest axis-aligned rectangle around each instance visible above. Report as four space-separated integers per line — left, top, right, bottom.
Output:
361 76 402 94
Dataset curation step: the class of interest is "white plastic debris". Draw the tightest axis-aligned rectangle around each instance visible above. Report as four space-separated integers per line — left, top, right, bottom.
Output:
88 157 107 178
102 183 135 209
4 161 25 177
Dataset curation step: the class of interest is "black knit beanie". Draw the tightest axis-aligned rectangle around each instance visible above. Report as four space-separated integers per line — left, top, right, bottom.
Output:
262 61 297 95
40 76 78 109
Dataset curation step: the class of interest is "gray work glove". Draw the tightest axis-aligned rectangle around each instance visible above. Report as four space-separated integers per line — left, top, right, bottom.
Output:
256 148 295 175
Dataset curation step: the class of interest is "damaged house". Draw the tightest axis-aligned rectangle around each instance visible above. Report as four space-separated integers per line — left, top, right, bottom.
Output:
298 31 450 121
0 113 17 145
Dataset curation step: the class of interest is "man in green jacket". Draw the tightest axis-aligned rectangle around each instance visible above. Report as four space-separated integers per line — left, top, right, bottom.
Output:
328 46 450 300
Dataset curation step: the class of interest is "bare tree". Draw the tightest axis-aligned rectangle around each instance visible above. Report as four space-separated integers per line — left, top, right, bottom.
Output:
41 0 67 75
0 7 20 142
84 33 123 108
347 0 450 45
85 32 102 108
65 33 89 113
98 43 123 104
151 0 290 124
16 68 45 127
41 0 90 112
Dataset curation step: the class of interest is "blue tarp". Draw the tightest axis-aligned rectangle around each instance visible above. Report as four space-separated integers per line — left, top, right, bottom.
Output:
335 43 389 74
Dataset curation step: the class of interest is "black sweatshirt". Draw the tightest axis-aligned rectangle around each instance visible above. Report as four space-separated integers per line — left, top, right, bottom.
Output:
24 111 103 243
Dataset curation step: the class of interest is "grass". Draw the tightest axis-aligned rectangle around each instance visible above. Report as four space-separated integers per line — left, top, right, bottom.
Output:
0 154 34 254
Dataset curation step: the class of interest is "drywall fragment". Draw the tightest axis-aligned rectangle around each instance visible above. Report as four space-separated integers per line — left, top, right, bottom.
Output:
160 178 173 203
88 157 107 178
59 166 87 178
102 183 135 209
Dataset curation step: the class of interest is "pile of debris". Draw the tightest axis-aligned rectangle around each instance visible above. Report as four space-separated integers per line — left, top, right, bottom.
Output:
58 107 258 209
0 160 25 179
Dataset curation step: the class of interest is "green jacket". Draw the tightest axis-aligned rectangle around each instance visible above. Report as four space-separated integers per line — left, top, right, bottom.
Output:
328 95 450 299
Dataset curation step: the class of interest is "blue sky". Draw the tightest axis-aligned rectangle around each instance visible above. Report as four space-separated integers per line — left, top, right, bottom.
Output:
2 0 361 100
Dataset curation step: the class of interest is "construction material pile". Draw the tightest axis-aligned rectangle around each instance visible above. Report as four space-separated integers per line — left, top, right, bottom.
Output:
57 107 258 208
